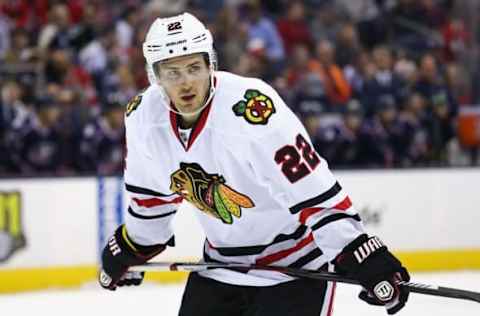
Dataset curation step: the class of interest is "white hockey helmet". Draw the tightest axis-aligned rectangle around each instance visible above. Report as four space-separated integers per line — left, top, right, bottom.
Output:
143 12 216 83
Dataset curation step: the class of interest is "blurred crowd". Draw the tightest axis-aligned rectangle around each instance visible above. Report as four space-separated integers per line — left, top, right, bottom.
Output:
1 0 479 177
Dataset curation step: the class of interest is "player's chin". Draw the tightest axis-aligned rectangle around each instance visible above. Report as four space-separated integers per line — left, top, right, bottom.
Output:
178 103 200 115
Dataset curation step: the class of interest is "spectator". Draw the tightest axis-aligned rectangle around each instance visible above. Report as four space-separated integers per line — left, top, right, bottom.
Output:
213 5 248 71
284 44 312 88
396 93 429 166
309 4 342 43
393 50 417 83
44 49 97 106
98 63 139 125
361 45 407 116
13 100 69 175
0 81 32 134
334 22 362 68
357 95 398 167
424 93 455 164
79 27 118 102
0 9 11 59
308 39 352 108
315 99 364 168
276 1 313 55
116 7 141 50
337 0 392 48
3 27 37 63
414 54 457 115
244 0 285 77
445 62 471 105
0 81 34 173
344 50 376 99
38 4 73 51
291 72 327 131
78 101 125 175
441 17 470 62
233 41 269 79
68 3 97 52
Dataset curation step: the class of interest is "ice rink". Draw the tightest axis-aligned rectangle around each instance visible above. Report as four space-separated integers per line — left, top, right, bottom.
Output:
1 271 479 315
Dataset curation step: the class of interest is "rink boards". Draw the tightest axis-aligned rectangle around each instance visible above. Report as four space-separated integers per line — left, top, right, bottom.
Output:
0 168 479 293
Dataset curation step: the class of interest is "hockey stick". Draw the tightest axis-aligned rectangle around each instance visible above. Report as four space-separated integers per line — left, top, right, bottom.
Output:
130 262 480 303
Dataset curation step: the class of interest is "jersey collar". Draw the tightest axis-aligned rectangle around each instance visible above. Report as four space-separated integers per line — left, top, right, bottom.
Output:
170 101 212 151
169 77 217 151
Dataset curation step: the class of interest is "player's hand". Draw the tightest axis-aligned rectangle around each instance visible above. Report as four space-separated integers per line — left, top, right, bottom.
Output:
99 269 145 290
334 234 410 314
99 225 164 290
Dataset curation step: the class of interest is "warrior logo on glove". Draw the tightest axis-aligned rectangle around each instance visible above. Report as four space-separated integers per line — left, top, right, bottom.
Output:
374 281 395 301
170 162 255 224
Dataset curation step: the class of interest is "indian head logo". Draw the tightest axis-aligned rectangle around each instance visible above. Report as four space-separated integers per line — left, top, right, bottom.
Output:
232 89 276 125
170 163 254 224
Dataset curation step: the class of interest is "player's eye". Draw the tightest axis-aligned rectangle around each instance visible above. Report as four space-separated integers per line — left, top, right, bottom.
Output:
188 65 201 74
165 70 181 80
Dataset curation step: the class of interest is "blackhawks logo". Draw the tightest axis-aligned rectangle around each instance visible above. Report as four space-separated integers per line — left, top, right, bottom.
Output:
170 163 254 224
232 89 275 125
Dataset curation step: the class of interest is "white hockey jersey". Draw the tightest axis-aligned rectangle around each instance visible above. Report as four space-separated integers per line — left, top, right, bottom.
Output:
123 71 365 286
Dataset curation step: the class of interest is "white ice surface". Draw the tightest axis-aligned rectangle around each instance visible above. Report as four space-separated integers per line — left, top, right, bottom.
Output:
1 271 479 316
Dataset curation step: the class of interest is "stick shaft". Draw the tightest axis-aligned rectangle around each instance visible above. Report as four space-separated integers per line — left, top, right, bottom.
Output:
130 262 480 303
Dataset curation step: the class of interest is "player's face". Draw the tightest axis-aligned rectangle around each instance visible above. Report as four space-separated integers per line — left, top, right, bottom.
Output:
156 54 211 116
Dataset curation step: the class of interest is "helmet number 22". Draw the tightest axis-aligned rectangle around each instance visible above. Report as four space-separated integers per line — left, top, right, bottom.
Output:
274 134 320 183
167 22 182 31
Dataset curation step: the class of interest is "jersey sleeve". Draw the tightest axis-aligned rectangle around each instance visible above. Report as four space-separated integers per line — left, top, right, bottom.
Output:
122 99 180 247
248 87 365 261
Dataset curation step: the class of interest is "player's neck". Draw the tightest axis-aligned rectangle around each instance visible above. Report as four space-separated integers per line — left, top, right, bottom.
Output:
179 112 201 129
177 82 212 129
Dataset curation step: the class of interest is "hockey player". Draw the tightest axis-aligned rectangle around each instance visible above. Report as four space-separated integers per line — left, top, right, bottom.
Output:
99 13 410 315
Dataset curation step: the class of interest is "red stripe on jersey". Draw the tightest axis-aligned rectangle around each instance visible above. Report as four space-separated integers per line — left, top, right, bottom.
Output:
299 207 324 224
299 196 352 224
133 196 183 208
255 233 314 266
334 196 352 211
327 282 337 316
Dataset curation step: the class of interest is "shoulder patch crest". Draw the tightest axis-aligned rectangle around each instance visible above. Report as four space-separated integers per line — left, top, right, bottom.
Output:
232 89 276 125
126 94 143 117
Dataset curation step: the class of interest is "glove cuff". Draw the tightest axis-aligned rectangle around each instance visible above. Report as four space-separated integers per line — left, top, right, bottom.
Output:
334 234 387 275
107 225 168 265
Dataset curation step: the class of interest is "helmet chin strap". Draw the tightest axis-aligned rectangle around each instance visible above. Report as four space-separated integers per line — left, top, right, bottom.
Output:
157 66 216 118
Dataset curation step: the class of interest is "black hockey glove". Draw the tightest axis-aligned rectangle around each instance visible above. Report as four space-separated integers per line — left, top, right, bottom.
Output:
99 225 166 290
334 234 410 315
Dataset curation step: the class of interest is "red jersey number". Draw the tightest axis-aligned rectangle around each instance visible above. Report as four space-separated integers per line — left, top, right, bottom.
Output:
274 134 320 183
